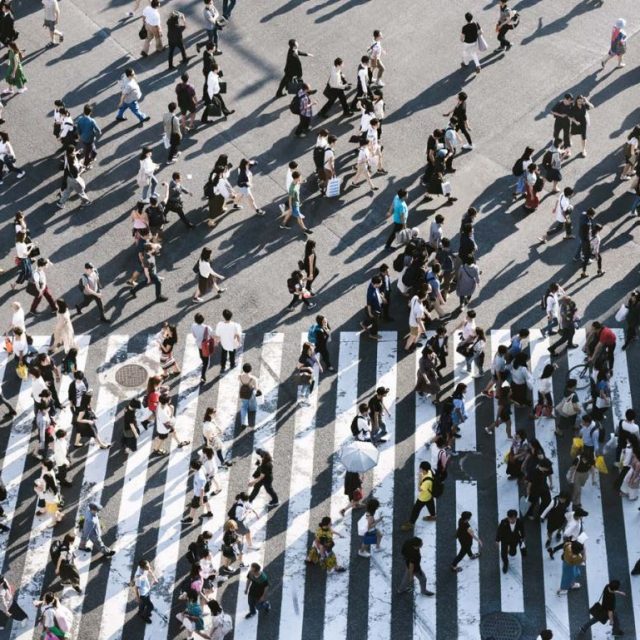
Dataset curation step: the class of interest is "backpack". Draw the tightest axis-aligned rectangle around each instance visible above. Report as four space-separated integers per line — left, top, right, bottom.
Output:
392 253 405 273
313 146 325 170
203 180 214 199
541 287 552 310
186 541 199 565
227 502 239 521
289 95 301 116
542 150 553 169
147 205 165 228
512 157 524 176
307 324 319 345
350 415 361 438
50 539 64 566
287 277 297 294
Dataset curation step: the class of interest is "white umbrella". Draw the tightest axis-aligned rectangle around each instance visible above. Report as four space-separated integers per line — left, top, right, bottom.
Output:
340 441 379 473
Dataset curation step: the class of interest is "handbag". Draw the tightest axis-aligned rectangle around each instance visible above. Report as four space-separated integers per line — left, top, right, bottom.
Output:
566 465 577 484
207 99 223 117
477 33 488 52
556 396 580 417
615 304 629 323
26 280 38 297
595 455 608 474
4 337 13 353
162 134 170 150
16 362 28 380
323 83 332 99
200 327 216 358
287 76 302 95
589 590 608 623
570 437 584 458
326 176 340 198
138 25 148 40
218 81 227 94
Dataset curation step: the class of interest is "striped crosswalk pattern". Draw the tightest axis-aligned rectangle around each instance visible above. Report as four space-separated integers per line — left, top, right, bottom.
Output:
0 329 638 640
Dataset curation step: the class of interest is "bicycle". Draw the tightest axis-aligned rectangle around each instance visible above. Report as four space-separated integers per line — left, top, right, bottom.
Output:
567 360 592 391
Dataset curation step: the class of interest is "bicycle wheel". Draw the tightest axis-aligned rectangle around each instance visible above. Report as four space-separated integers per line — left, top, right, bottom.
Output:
567 363 591 391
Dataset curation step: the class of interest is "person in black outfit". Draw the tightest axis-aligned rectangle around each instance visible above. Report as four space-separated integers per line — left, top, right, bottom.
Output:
312 315 334 372
36 353 62 410
275 39 312 98
129 243 168 303
525 456 552 518
247 449 279 507
451 511 481 572
378 263 393 321
0 2 18 46
495 509 525 573
444 91 473 148
578 580 625 637
540 491 571 548
458 223 477 263
166 10 188 70
427 326 448 371
165 172 195 228
550 93 574 151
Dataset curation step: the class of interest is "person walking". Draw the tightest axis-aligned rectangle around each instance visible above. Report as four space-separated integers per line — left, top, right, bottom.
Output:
350 56 372 110
456 256 480 311
280 171 312 233
175 73 197 131
53 533 81 593
495 509 525 573
460 13 481 74
577 580 625 637
400 461 437 530
360 275 384 340
141 0 164 57
557 539 585 595
550 94 573 152
215 308 242 373
129 242 167 303
601 19 627 71
166 9 188 70
181 459 213 524
56 147 91 208
0 132 25 183
538 187 574 244
580 222 604 278
293 83 315 138
276 39 313 98
357 498 383 558
196 0 222 56
42 0 64 47
76 262 110 322
162 102 182 163
570 95 593 157
75 104 101 169
247 449 279 507
2 42 27 95
397 537 434 596
192 247 226 302
165 172 195 227
133 559 157 624
451 511 482 572
79 503 115 557
236 159 266 215
548 295 579 356
318 58 351 118
384 189 409 250
115 69 150 125
29 258 57 316
368 30 386 86
244 563 271 618
191 313 214 383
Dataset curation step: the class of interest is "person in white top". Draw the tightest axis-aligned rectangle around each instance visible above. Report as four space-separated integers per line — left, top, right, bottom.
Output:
278 160 298 220
368 30 386 86
366 119 385 173
215 309 241 372
539 186 574 243
141 0 164 57
193 247 226 302
323 135 337 185
9 301 25 333
11 327 28 362
201 406 231 466
0 132 26 183
12 231 34 289
182 459 213 523
191 313 214 382
137 147 158 203
31 368 49 406
405 286 428 351
318 57 351 118
348 139 377 191
152 394 189 454
350 55 371 110
30 258 57 315
543 282 565 336
454 310 477 345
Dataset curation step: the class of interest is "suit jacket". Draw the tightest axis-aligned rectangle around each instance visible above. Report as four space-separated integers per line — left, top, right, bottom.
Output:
495 518 525 545
0 11 17 44
284 49 307 77
427 335 448 359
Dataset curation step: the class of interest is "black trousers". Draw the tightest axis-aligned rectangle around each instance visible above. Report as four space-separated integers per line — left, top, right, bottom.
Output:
409 498 435 524
316 343 332 368
167 134 181 162
500 540 519 566
362 310 380 337
458 122 472 146
553 118 571 149
220 348 236 369
295 115 311 136
248 478 278 503
549 326 575 352
452 541 474 566
77 293 107 319
319 88 350 116
277 73 297 97
385 222 404 248
497 25 513 49
167 41 187 67
165 201 191 226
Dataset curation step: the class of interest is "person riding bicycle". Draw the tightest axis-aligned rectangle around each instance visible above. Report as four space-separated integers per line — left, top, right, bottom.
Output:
585 321 616 373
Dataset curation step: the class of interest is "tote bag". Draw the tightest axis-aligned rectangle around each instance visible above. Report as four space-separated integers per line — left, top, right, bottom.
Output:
326 177 340 198
478 34 488 52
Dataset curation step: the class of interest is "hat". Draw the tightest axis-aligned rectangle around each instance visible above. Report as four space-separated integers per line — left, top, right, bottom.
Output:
89 502 103 512
85 262 94 269
376 386 390 396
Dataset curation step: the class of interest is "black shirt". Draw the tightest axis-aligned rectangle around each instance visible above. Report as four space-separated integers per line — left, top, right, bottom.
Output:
461 23 479 44
601 588 616 612
453 102 468 125
259 460 273 483
456 520 473 546
123 408 138 438
368 395 383 418
401 541 422 568
552 101 571 121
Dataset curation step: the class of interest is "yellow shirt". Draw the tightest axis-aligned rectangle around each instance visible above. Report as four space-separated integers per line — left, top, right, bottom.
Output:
418 470 434 502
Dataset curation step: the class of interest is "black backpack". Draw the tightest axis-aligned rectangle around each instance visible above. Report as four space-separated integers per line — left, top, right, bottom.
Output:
186 541 199 565
227 502 239 521
542 150 553 169
50 539 64 565
350 415 361 438
313 146 325 170
392 253 405 273
147 205 165 228
512 157 524 176
287 277 297 294
203 180 214 199
290 95 301 116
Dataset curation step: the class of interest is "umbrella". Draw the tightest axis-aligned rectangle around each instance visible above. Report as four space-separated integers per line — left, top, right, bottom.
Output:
339 441 379 473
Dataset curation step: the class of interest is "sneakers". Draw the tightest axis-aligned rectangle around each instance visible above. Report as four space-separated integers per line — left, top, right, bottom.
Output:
358 550 371 558
267 501 280 508
462 144 473 150
279 224 291 229
400 522 414 531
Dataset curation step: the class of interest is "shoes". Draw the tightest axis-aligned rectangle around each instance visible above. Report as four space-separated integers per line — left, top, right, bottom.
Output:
421 590 435 597
279 224 291 229
400 522 414 531
155 295 168 303
462 144 473 150
181 516 194 524
245 612 256 619
502 562 508 574
303 228 313 234
115 117 127 122
358 550 371 558
568 343 579 349
267 501 280 508
103 549 115 557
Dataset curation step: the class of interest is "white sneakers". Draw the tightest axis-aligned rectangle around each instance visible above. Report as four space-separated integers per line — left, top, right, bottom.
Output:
358 549 371 558
462 143 474 150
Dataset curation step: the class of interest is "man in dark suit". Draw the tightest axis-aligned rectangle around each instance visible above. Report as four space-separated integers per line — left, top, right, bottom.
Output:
495 509 525 573
427 326 448 372
275 39 313 98
0 1 18 47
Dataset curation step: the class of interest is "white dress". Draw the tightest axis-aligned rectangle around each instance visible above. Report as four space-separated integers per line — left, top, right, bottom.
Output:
53 310 75 353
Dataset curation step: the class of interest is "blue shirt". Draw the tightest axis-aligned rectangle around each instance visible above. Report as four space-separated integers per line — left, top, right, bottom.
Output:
75 115 101 144
391 195 408 225
366 283 383 314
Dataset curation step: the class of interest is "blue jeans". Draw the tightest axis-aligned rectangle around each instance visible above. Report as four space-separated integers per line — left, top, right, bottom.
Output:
560 561 581 590
142 175 158 201
630 194 640 215
132 273 162 299
543 316 558 336
116 100 146 122
240 394 257 426
206 27 218 47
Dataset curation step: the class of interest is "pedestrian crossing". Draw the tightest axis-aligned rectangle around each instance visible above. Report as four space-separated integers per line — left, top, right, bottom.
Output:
0 328 638 640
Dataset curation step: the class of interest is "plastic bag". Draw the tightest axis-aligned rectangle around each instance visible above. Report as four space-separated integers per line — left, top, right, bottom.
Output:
326 177 340 198
595 455 608 474
570 437 584 458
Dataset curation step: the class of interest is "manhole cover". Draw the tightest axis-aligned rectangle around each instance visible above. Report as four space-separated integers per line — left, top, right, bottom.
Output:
114 363 148 389
480 613 522 640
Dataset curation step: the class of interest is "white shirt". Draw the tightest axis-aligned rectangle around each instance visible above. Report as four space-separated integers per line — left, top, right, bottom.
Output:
357 66 369 92
285 168 294 192
359 111 373 132
202 419 222 446
408 296 425 328
12 336 28 358
546 291 560 318
621 420 640 438
356 146 370 166
142 5 161 26
140 156 156 178
461 320 476 341
33 269 47 290
156 404 174 434
328 66 346 90
15 241 30 259
355 414 371 441
201 453 218 477
54 437 69 467
213 177 232 199
215 320 241 352
563 514 583 540
323 148 334 170
193 466 207 496
135 570 152 597
206 70 221 99
11 308 25 332
31 376 48 402
369 40 382 60
538 377 553 395
198 260 215 279
191 322 213 346
373 99 385 120
554 193 571 223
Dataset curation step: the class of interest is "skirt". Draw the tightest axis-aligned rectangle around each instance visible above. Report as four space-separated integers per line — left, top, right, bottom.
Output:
121 434 138 451
198 274 215 295
160 350 176 371
60 561 80 585
208 194 225 220
6 67 27 89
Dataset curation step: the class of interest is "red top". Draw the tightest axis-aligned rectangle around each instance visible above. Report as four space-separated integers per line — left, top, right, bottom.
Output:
147 390 160 412
598 326 616 346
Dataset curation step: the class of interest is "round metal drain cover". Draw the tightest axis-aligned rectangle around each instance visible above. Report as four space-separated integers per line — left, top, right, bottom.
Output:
114 363 148 389
480 613 522 640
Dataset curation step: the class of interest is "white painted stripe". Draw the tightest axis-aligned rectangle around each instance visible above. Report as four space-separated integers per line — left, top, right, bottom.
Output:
0 338 50 577
201 336 244 601
323 332 360 640
143 335 201 639
489 329 524 612
67 335 125 639
237 333 283 632
367 332 397 640
453 332 477 452
611 329 639 636
413 335 436 640
277 333 321 640
567 329 609 640
99 337 161 640
529 330 570 637
12 337 88 640
456 480 480 639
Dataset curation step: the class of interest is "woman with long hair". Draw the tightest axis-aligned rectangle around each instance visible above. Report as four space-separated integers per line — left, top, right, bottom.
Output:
159 323 180 377
74 391 111 449
2 42 27 95
301 239 318 294
0 131 26 183
236 159 265 215
51 299 75 355
192 247 226 302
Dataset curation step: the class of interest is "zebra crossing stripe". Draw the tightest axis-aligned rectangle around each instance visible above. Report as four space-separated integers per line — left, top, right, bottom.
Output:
278 333 322 639
453 332 477 452
238 332 284 631
11 337 88 640
413 338 436 639
529 330 570 636
323 332 360 640
456 480 480 638
568 329 609 640
489 329 524 612
367 333 397 640
143 335 201 640
611 329 640 634
99 338 160 640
